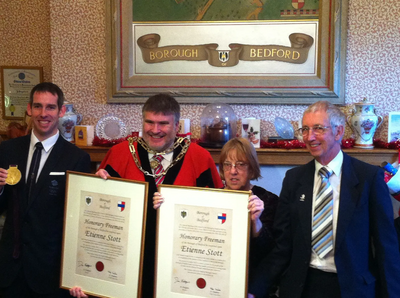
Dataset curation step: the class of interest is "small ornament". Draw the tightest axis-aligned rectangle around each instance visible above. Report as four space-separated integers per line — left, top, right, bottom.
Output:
150 159 160 169
347 98 383 149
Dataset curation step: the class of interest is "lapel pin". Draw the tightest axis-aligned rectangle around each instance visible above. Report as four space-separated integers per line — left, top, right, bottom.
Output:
300 194 305 201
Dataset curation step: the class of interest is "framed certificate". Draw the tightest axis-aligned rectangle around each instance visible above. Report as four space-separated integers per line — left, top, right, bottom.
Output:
155 185 251 298
1 66 43 119
61 171 149 298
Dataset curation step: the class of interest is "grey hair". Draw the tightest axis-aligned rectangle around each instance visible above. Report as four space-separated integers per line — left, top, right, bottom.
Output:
303 100 345 127
303 100 345 140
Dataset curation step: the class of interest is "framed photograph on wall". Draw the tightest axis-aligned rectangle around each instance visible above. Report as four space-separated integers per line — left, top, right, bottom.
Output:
1 66 43 120
388 112 400 143
105 0 348 104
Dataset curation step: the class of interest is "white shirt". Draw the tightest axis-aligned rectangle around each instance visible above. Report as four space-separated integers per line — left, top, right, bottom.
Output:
309 150 343 273
26 131 59 182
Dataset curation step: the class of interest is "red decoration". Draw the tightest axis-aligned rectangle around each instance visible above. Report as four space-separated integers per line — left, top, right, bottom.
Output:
262 139 306 149
92 136 400 151
374 139 400 149
384 172 393 184
340 138 400 149
176 132 192 138
92 134 136 147
341 138 355 148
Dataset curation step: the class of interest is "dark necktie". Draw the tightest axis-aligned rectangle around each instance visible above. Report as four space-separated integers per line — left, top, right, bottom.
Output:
153 155 165 185
27 142 43 202
312 166 334 258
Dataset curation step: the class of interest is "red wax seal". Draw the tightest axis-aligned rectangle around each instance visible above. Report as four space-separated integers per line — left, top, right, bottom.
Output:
96 261 104 272
196 278 206 289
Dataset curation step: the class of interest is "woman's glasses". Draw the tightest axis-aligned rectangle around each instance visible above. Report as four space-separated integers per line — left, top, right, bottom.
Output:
223 162 248 171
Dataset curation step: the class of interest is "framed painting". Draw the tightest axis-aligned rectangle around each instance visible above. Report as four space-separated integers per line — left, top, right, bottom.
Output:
105 0 348 104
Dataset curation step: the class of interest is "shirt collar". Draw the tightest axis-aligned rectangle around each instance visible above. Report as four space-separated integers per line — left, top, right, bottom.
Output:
149 151 174 163
30 130 60 153
314 150 343 177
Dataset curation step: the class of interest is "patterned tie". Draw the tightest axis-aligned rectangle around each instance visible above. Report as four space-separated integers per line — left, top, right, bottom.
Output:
312 166 334 258
27 142 43 202
153 155 165 185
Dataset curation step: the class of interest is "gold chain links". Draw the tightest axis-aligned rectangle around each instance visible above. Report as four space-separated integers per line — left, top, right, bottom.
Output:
128 137 191 179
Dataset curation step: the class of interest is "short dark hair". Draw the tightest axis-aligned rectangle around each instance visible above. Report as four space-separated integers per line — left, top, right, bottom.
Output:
29 82 64 110
219 137 261 181
142 93 180 124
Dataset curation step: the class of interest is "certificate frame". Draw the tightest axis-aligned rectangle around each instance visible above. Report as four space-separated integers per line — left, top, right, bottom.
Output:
155 185 251 298
61 171 149 298
105 0 348 104
1 66 43 120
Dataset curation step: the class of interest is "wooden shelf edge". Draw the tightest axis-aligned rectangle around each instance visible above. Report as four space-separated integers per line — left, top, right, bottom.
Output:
78 145 398 167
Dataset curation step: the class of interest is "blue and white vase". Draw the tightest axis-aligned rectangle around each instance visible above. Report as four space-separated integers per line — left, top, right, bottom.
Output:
59 103 81 142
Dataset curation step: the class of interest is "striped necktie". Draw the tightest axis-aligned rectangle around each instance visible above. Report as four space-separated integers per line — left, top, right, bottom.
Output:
153 155 165 185
312 166 334 258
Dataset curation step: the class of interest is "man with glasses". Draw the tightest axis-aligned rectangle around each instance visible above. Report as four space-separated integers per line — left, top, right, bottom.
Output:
248 101 400 298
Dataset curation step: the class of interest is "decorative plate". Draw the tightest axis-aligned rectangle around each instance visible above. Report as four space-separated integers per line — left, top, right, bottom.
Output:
96 115 128 140
274 117 294 139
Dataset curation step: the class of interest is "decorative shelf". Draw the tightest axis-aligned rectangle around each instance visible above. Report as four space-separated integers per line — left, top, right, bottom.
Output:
79 146 398 167
1 128 396 167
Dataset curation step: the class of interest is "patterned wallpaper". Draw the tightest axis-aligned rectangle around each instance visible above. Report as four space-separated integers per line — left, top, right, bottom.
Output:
0 1 53 93
1 0 399 142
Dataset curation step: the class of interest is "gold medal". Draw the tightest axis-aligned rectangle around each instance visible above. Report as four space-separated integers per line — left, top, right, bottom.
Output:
5 165 22 185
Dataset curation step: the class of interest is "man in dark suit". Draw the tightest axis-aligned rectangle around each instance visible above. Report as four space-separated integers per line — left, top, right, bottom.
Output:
248 101 400 298
0 82 91 298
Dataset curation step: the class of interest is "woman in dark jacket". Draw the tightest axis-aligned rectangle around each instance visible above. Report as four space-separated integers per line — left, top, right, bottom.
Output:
218 137 279 275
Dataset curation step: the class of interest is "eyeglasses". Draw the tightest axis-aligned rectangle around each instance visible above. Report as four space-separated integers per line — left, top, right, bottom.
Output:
297 125 336 136
223 161 248 171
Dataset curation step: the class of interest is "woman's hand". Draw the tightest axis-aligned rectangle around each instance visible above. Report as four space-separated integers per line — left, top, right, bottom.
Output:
69 286 88 298
248 194 264 237
153 192 164 209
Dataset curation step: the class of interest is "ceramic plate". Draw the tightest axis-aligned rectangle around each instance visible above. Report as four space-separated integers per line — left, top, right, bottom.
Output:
96 115 128 140
274 117 294 139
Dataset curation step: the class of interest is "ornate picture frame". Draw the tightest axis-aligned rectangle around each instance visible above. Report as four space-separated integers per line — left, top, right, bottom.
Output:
105 0 348 104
